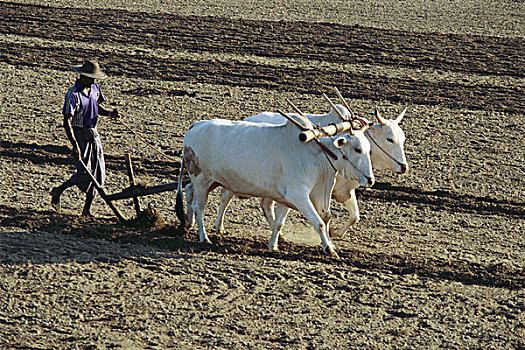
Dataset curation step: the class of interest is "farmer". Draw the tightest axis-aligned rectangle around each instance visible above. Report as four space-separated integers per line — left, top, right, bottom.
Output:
51 59 118 217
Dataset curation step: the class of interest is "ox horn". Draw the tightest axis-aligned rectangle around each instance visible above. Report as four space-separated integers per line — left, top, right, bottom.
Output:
284 98 315 130
395 107 408 124
321 93 353 134
333 87 356 120
375 107 387 126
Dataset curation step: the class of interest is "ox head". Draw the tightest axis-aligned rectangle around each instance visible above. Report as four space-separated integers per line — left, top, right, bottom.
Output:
286 101 374 187
330 129 374 187
366 107 408 174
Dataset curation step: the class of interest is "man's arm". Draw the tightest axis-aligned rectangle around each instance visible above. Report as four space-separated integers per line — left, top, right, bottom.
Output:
98 104 119 119
63 113 80 159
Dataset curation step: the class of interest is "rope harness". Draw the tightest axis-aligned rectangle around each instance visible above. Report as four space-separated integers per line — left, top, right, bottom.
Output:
364 130 405 167
326 135 373 183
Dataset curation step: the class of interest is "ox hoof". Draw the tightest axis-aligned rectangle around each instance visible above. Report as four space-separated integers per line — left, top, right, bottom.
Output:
213 225 224 234
327 250 340 259
323 247 340 259
329 228 345 239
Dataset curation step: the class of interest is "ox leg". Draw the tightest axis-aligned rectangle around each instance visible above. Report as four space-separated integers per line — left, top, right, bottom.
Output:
312 198 332 237
318 209 332 236
331 190 360 239
260 197 276 228
184 183 195 230
288 192 338 257
323 211 332 240
190 180 212 244
213 188 234 234
268 204 290 251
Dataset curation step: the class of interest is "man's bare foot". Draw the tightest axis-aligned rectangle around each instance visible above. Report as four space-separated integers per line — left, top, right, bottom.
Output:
51 187 61 212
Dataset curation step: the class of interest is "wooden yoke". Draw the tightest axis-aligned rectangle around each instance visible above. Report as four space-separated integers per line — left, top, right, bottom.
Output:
277 108 339 161
299 121 354 143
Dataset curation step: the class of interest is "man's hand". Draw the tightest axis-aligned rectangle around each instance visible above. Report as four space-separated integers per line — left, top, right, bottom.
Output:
71 144 81 160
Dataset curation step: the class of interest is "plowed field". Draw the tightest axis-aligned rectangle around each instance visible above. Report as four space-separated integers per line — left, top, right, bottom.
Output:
1 1 524 349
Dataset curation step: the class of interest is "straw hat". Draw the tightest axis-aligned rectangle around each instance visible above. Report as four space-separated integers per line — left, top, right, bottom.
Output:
73 59 107 79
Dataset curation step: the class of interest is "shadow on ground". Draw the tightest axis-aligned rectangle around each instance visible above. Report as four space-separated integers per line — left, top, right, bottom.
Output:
1 204 523 290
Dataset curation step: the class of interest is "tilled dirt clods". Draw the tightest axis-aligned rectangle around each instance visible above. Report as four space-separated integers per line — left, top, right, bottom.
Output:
1 1 524 349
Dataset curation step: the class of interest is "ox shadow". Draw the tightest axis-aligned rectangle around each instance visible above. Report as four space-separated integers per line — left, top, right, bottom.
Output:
1 204 523 290
359 181 525 219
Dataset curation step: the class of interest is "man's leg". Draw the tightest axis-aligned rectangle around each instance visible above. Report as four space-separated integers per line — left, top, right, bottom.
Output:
51 179 75 212
81 195 95 217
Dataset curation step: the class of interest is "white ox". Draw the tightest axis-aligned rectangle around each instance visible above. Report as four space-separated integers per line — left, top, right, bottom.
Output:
213 104 408 238
175 115 374 256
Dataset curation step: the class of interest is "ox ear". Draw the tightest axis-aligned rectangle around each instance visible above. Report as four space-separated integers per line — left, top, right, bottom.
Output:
395 107 408 124
333 136 347 149
375 107 387 126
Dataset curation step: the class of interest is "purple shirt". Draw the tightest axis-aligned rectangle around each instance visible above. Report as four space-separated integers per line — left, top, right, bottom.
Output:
62 79 106 128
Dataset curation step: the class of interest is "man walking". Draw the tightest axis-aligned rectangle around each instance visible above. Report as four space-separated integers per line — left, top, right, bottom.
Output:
51 59 118 217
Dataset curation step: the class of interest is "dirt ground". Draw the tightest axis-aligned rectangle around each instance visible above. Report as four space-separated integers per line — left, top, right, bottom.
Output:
1 1 524 349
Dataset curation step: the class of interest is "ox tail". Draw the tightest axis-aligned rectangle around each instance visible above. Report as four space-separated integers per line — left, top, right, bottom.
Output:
175 156 186 227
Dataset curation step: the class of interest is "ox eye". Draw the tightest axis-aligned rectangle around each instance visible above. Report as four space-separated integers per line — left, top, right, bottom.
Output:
387 138 394 143
354 147 362 154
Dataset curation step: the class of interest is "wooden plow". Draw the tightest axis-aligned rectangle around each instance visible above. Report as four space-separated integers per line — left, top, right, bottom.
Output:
94 153 188 222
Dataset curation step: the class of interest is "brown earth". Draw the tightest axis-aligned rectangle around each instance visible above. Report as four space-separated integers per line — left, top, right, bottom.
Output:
0 1 524 349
